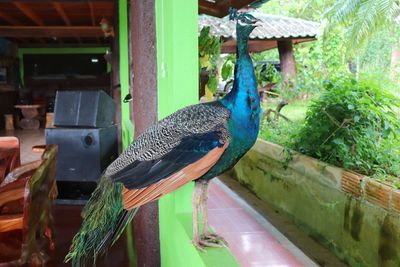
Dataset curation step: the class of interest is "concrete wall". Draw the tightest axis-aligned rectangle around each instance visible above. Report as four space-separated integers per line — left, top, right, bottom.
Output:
231 139 400 267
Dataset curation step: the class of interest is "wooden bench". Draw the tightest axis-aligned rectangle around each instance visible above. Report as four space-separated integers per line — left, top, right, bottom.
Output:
0 145 58 266
0 137 20 184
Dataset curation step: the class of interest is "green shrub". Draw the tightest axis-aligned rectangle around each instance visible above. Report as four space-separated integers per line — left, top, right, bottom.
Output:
259 100 308 146
291 75 400 178
259 119 300 147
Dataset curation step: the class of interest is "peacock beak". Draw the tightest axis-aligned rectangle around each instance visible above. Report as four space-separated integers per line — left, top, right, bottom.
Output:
253 19 262 28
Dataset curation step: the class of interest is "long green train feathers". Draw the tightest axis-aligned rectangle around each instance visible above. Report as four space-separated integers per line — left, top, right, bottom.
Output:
64 175 133 266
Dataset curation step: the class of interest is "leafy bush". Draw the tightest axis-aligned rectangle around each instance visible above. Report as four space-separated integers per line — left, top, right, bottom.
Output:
199 27 221 94
255 63 281 87
220 54 281 89
291 75 400 178
259 119 301 147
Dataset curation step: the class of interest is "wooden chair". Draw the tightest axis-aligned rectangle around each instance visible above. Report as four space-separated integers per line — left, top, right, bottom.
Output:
0 137 21 184
0 145 58 266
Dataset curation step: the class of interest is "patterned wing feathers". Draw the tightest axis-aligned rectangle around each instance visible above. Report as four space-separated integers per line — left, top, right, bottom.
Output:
105 102 230 178
121 142 228 210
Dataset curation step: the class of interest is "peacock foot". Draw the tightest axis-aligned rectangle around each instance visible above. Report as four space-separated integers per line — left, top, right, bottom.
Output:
202 232 228 246
193 232 228 251
192 236 225 251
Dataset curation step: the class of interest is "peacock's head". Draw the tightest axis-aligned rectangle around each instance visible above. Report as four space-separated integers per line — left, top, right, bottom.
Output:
229 8 261 38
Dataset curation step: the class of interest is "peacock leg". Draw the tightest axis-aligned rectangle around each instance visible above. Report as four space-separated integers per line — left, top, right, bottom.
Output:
192 180 224 250
192 180 203 250
200 180 227 246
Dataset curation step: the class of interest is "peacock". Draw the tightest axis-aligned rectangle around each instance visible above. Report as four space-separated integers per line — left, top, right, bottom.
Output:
65 9 261 266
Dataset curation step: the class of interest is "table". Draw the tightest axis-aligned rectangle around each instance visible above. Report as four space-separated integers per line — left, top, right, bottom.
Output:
14 105 45 130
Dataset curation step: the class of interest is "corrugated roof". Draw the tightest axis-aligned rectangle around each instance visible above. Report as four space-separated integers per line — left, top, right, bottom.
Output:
199 11 319 40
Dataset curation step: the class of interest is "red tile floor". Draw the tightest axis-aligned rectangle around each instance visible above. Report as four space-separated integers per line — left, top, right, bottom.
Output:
208 180 317 267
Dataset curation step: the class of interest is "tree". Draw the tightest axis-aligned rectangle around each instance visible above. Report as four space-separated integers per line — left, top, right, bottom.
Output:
325 0 400 79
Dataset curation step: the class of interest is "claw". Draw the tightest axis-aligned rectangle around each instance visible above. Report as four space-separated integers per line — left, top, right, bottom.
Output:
202 233 228 246
192 181 228 251
193 237 225 251
192 239 206 252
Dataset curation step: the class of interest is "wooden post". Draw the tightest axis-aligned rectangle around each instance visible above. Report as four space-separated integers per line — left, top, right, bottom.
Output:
129 0 160 266
277 40 296 85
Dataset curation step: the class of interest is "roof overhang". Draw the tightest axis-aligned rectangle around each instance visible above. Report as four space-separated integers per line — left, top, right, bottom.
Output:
222 37 316 53
199 0 269 17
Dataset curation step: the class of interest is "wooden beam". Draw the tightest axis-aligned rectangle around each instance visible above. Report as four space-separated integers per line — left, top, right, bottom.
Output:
88 1 96 25
0 26 103 37
18 43 108 48
0 10 22 25
216 0 256 17
7 37 27 44
0 0 114 2
222 38 315 53
53 3 84 43
53 2 71 26
222 39 278 53
14 2 45 26
198 0 222 17
88 1 100 43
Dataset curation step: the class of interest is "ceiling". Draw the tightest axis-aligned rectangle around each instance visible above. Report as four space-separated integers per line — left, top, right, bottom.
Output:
0 0 263 46
0 1 113 45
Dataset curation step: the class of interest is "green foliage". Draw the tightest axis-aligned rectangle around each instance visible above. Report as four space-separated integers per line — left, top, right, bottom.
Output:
259 118 301 147
291 75 400 178
259 100 309 146
359 29 392 76
260 0 336 21
199 27 221 60
255 63 281 86
269 29 348 100
199 27 221 94
207 75 218 94
220 54 281 88
257 1 400 181
221 54 235 81
324 0 399 48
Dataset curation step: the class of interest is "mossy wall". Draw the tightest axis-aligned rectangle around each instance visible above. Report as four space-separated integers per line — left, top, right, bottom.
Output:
231 139 400 267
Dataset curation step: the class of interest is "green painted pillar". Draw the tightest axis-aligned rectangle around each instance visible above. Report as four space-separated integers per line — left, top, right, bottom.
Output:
119 0 134 149
155 0 200 266
156 0 239 267
155 1 240 265
156 0 199 117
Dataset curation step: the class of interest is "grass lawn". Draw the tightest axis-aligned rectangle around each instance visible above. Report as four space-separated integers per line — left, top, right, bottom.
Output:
259 98 312 146
261 99 310 122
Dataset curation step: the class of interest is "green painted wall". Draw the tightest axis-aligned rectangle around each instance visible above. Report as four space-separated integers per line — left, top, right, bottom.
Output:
156 0 239 266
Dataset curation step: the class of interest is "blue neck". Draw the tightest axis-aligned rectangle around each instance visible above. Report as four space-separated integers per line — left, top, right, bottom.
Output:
220 32 260 123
